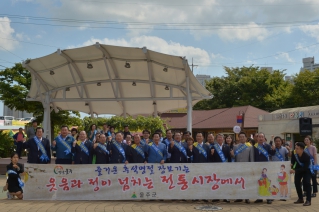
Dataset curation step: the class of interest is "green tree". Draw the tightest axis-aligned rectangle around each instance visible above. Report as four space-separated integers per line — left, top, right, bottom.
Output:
0 63 83 140
287 69 319 107
0 131 15 158
194 66 293 111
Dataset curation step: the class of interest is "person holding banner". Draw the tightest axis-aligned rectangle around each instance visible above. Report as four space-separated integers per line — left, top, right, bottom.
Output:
303 136 318 198
126 134 147 163
6 152 24 199
145 132 167 164
233 132 254 204
108 132 128 164
93 134 110 164
169 131 188 163
72 131 93 164
210 133 233 163
23 127 51 164
254 132 276 204
51 126 74 164
191 132 211 163
291 142 312 206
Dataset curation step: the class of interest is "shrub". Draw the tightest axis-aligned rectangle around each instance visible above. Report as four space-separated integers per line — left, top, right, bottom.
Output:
0 130 15 158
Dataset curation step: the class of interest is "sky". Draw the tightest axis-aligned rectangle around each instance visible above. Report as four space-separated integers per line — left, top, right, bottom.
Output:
1 0 319 116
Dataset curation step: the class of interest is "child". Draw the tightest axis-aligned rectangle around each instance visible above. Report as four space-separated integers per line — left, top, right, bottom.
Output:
6 152 24 199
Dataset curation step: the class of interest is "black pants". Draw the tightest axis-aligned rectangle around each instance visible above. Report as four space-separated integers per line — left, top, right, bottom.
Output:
302 170 318 194
295 170 311 202
16 142 23 158
55 158 72 164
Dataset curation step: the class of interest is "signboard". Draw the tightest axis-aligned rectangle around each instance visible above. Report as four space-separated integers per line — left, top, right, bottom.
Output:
23 162 291 200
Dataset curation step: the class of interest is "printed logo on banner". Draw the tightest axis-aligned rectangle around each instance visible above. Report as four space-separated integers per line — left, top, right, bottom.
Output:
53 165 73 175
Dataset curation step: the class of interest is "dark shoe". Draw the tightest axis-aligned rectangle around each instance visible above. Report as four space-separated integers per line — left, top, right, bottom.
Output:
267 200 272 204
223 199 230 203
254 199 263 203
311 193 316 197
294 199 304 204
202 199 208 202
234 199 243 202
212 199 219 202
303 201 311 206
245 199 250 204
280 199 287 201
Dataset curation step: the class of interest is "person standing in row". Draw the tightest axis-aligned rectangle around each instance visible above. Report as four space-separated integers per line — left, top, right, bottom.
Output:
303 136 318 198
88 124 97 143
23 127 51 164
13 128 25 159
108 132 128 164
162 129 173 163
126 134 147 163
145 133 167 164
191 132 210 163
233 132 254 204
93 134 110 164
141 129 151 145
169 132 187 163
291 142 312 206
72 131 93 164
51 126 74 164
210 133 233 163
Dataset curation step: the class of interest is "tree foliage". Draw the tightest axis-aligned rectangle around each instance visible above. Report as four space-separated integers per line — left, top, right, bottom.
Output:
0 63 82 140
83 116 167 135
194 66 293 111
0 131 15 158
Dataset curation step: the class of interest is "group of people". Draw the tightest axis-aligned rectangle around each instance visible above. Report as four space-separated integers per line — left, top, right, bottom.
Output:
6 122 318 206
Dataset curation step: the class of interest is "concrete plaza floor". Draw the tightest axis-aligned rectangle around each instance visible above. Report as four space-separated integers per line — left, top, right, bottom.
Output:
0 175 319 212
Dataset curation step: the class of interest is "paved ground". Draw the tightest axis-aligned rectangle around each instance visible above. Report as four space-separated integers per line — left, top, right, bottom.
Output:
0 175 318 212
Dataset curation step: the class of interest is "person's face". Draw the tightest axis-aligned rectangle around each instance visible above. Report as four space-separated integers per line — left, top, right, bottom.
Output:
184 133 190 140
254 134 258 141
19 128 23 133
126 135 132 141
225 136 232 144
61 127 69 137
115 133 123 142
280 166 284 171
127 140 131 145
110 128 115 133
258 134 265 144
166 130 172 139
36 128 43 138
103 125 108 131
32 122 37 127
262 169 267 174
134 135 140 144
91 125 96 130
153 134 160 143
295 145 303 155
79 131 87 141
216 135 224 144
124 127 129 132
187 139 193 146
174 133 181 141
71 131 76 136
238 134 246 144
207 134 214 143
11 154 19 164
143 132 150 139
196 133 203 143
304 137 311 145
274 138 282 148
99 134 106 143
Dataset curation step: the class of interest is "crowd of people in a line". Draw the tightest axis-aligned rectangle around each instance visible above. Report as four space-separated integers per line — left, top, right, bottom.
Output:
5 120 318 206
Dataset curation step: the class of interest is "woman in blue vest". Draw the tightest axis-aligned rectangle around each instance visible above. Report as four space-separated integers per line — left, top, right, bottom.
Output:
88 124 98 143
6 152 24 199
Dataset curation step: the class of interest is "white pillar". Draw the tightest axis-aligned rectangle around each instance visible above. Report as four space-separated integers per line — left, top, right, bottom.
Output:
42 93 51 139
186 76 192 133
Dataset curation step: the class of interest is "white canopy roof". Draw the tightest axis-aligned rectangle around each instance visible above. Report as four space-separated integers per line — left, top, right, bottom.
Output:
24 43 212 116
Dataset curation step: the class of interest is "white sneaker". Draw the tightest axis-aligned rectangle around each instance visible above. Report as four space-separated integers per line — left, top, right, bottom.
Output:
6 192 14 199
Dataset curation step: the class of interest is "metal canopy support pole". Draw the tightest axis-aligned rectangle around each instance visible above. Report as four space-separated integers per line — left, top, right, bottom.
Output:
43 92 51 139
183 58 192 133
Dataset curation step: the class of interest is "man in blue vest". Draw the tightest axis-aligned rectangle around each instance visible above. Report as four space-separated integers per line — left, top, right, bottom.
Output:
72 131 93 164
145 133 167 164
168 131 188 163
189 132 210 163
93 134 110 164
23 127 51 164
126 134 147 163
51 125 75 164
162 129 173 162
108 132 128 164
